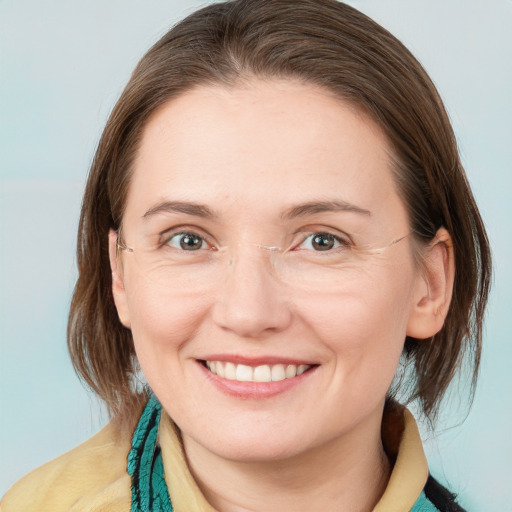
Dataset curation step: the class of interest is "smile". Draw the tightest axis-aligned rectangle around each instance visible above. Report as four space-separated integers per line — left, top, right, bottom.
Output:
204 361 312 382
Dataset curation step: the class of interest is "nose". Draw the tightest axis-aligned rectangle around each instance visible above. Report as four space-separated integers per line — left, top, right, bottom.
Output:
211 245 292 339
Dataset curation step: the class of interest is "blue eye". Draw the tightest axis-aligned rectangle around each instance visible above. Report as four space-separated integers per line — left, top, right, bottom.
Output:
299 233 344 251
165 232 208 251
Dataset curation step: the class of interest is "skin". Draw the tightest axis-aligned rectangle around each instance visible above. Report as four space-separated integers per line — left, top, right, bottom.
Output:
109 80 454 512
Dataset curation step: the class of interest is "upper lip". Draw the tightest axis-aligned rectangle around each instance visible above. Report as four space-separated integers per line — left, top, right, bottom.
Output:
198 354 318 366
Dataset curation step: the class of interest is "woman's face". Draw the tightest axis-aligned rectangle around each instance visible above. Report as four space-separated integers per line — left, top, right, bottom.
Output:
112 80 428 462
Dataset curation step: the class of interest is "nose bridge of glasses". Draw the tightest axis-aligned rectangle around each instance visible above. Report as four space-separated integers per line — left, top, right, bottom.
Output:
201 243 282 288
221 241 285 268
254 243 282 252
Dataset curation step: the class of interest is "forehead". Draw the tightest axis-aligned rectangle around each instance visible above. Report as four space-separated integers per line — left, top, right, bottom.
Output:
125 80 404 225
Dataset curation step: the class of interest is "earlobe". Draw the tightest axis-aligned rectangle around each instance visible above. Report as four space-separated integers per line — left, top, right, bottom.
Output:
406 228 455 339
108 229 131 329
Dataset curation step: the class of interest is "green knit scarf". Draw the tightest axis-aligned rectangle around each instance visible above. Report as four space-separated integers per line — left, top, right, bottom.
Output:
128 393 173 511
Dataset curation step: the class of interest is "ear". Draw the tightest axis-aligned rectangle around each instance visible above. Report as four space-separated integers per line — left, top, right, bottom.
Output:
406 228 455 339
108 229 131 329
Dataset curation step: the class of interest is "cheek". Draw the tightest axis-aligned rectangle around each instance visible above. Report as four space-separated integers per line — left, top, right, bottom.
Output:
298 266 415 378
303 274 413 338
124 275 209 358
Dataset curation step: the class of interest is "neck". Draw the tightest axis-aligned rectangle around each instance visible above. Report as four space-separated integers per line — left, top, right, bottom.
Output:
182 409 391 512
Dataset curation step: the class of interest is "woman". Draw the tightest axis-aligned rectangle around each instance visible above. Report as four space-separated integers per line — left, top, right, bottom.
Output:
1 0 491 510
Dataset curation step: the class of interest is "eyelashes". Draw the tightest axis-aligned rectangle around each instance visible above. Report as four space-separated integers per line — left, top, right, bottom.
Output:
295 232 349 252
164 231 211 251
160 228 352 253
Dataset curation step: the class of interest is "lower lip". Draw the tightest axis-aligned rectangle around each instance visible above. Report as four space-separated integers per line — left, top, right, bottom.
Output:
196 361 317 399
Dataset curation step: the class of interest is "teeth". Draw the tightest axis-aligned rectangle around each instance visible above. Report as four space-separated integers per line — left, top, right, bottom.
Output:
297 364 309 375
254 365 272 382
225 362 236 380
216 361 225 378
236 364 253 382
285 364 297 379
271 364 286 381
205 361 312 382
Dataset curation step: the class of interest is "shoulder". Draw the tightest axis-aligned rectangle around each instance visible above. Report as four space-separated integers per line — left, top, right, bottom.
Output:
1 422 132 512
377 403 468 512
412 475 467 512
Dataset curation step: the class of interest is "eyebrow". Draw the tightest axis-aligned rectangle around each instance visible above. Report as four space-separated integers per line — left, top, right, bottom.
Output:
142 201 216 219
142 199 371 220
281 200 371 219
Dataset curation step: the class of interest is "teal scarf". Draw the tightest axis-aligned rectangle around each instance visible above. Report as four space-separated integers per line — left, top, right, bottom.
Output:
128 394 172 511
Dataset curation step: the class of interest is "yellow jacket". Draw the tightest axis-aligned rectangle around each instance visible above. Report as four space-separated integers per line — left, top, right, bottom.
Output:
1 408 429 511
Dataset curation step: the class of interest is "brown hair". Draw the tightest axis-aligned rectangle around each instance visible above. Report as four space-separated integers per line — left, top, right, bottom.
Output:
68 0 491 426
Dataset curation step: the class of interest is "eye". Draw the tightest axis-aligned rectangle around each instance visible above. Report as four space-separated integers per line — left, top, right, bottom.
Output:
298 232 345 251
165 231 208 251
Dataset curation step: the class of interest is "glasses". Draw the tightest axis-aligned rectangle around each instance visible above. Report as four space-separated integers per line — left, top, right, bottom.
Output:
116 227 413 293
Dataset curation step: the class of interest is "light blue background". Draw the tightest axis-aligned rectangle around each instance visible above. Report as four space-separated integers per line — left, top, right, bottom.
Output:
1 1 511 510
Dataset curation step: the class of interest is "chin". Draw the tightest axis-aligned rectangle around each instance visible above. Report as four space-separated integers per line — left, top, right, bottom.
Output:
203 432 307 463
181 413 326 464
